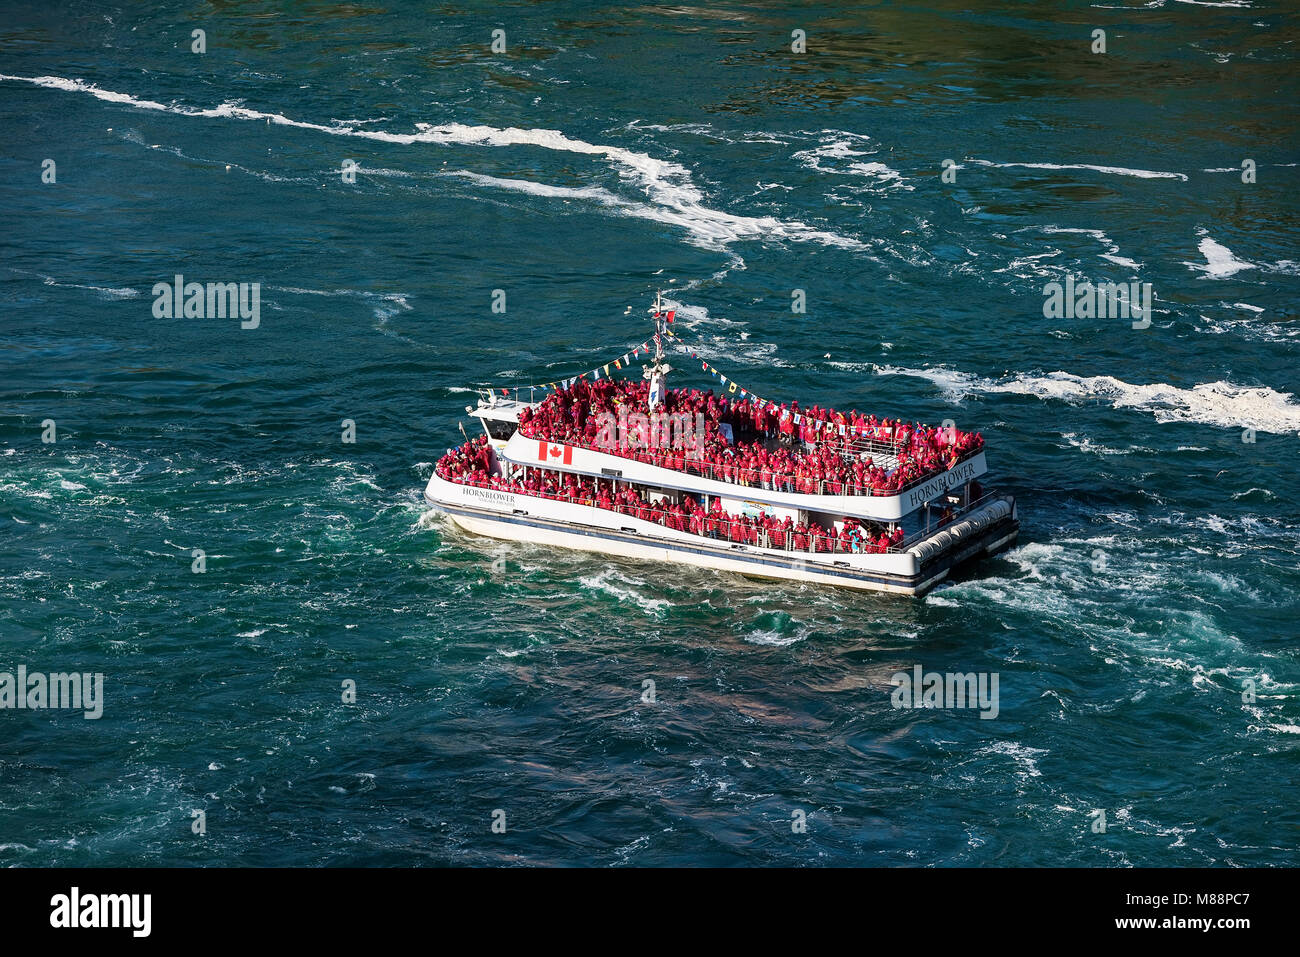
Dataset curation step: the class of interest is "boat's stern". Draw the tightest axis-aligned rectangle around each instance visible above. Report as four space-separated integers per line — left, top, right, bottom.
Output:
905 492 1019 594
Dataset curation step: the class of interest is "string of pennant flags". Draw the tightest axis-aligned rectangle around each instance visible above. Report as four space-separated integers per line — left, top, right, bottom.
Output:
489 337 659 398
488 323 867 439
662 328 860 438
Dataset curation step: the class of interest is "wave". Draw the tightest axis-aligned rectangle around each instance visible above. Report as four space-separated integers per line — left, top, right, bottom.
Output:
0 74 864 253
683 335 791 368
1025 226 1141 271
744 628 807 647
577 568 671 616
448 169 864 251
269 284 412 322
272 285 410 305
116 130 309 184
874 365 1300 434
624 119 793 146
968 158 1188 181
972 741 1047 779
40 276 140 299
1059 432 1143 456
1195 302 1297 342
792 132 913 192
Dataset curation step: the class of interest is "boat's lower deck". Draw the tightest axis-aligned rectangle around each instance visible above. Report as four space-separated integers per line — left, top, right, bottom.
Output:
425 474 1019 596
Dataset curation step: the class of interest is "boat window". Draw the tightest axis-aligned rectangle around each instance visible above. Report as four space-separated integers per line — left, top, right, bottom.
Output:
483 418 516 440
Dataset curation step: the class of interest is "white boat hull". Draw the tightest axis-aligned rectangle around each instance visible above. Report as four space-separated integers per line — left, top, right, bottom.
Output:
424 473 1018 597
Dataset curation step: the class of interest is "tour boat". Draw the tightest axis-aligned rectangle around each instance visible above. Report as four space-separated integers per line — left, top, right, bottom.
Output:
423 295 1019 596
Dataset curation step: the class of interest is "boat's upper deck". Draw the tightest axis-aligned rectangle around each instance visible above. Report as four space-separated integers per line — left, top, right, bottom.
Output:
500 430 985 522
480 376 987 521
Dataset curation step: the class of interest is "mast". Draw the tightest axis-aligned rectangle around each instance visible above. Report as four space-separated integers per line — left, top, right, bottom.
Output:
643 290 672 411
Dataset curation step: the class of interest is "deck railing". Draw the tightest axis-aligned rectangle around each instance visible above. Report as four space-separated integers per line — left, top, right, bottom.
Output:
515 425 982 501
437 467 907 555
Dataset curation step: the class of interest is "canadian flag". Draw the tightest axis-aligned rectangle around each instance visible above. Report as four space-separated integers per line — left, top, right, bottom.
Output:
538 440 573 464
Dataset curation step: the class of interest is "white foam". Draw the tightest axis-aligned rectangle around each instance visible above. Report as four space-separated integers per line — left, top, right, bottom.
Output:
578 569 670 615
658 295 740 329
272 284 410 304
874 365 1300 434
678 257 747 293
1195 302 1295 342
846 161 911 190
40 276 140 299
0 74 863 253
974 741 1046 778
1028 226 1142 271
1059 432 1135 456
969 158 1187 181
682 334 789 368
1187 234 1253 277
447 169 864 251
269 284 411 321
626 121 792 147
793 132 913 192
120 133 306 183
745 629 805 646
994 250 1061 279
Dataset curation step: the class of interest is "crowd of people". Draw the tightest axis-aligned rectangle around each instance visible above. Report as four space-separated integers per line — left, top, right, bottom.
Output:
514 377 983 497
436 435 907 554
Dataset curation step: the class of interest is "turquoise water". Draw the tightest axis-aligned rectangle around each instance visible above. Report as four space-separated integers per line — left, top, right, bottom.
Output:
1 1 1297 866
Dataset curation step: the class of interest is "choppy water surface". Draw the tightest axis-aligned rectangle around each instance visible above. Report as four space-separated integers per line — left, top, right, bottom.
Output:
1 1 1297 866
